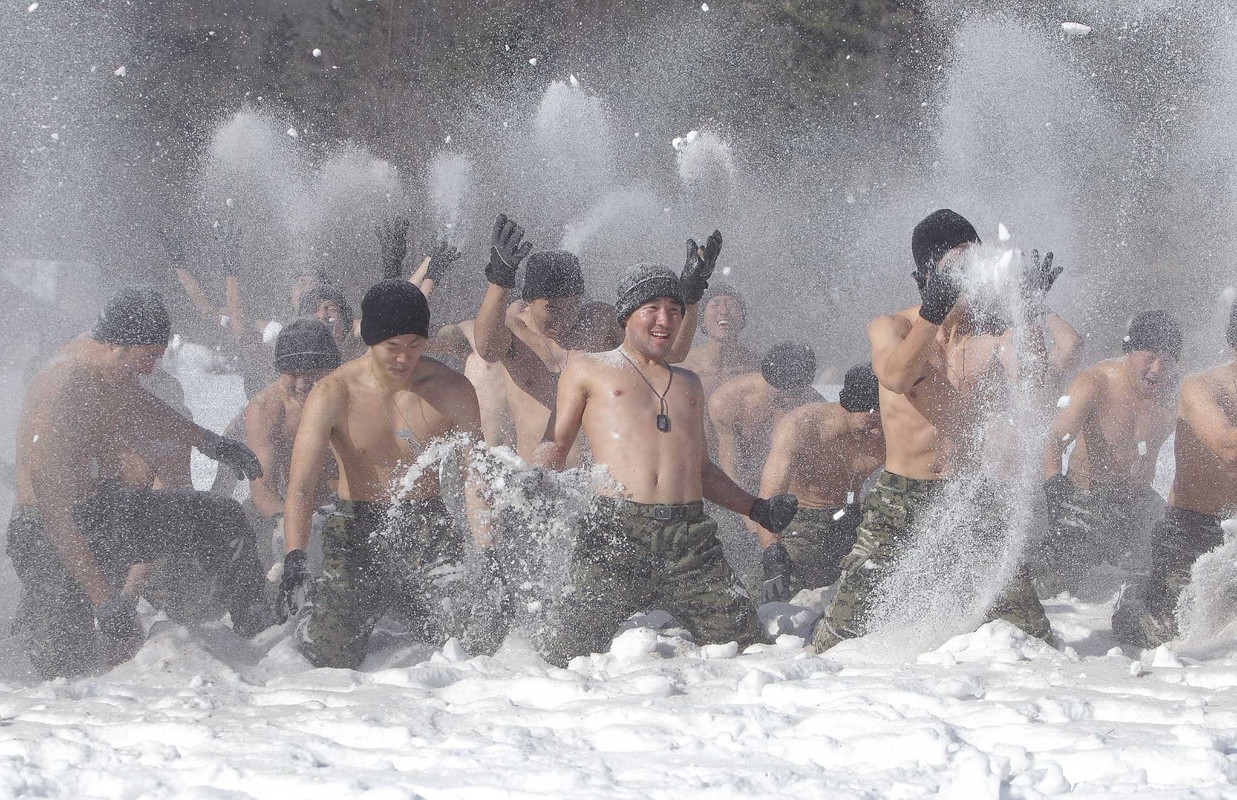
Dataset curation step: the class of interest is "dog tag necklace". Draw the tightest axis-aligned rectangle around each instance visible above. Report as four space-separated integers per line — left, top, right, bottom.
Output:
618 347 673 433
370 361 424 454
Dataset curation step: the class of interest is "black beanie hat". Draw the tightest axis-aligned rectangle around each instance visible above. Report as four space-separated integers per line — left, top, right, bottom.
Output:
298 283 355 330
1227 301 1237 349
522 250 585 302
616 264 684 325
761 341 817 392
912 209 981 277
1122 310 1183 361
275 318 342 374
839 363 880 413
360 279 430 345
92 288 171 346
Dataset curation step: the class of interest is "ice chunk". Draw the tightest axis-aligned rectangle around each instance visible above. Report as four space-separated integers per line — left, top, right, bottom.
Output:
1056 395 1071 408
998 222 1011 241
701 2 710 10
443 135 451 144
569 73 580 87
1061 22 1092 38
27 2 38 11
312 48 322 57
832 508 846 521
286 127 298 138
528 58 538 66
113 65 127 77
1138 440 1148 456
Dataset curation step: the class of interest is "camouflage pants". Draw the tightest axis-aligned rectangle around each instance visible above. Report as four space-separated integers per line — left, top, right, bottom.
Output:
539 498 759 667
8 486 266 680
1034 481 1162 594
781 505 861 593
295 498 504 669
810 471 1050 652
1112 507 1225 649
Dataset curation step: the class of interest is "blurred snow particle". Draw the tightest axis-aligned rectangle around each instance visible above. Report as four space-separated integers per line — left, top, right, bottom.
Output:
845 193 856 205
1061 22 1092 38
671 130 699 151
113 65 127 77
569 73 580 87
312 48 322 58
224 198 235 209
998 222 1011 242
1138 441 1148 456
721 266 731 276
1221 286 1236 304
27 2 38 12
701 2 710 10
286 128 298 138
1056 395 1071 408
528 58 538 66
443 135 451 144
90 65 98 73
50 132 59 141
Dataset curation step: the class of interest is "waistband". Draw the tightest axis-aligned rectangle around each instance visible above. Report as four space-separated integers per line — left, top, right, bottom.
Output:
592 496 705 521
1162 505 1222 530
875 470 943 493
337 497 447 518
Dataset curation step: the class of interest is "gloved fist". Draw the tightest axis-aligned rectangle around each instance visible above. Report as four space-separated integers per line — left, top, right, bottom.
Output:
749 493 798 534
425 239 462 284
96 593 144 665
1019 249 1062 317
275 549 310 624
680 229 722 305
485 213 533 288
760 542 793 604
917 267 962 326
200 431 263 481
378 216 411 280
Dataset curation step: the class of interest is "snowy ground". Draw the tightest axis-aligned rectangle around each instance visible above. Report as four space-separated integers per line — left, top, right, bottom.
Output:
1 348 1236 798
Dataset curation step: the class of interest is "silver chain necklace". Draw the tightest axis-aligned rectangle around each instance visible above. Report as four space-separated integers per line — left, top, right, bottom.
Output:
618 347 673 433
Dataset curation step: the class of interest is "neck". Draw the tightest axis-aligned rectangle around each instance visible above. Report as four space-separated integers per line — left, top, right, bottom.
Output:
705 336 741 358
367 353 414 393
620 341 664 367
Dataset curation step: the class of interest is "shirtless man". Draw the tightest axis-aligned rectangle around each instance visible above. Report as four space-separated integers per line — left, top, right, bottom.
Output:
810 209 1059 652
474 213 715 461
298 282 365 361
433 313 518 448
1112 304 1237 648
681 285 760 397
709 341 824 491
243 319 342 561
755 364 885 597
535 265 798 666
276 280 502 668
1038 311 1181 594
7 289 268 679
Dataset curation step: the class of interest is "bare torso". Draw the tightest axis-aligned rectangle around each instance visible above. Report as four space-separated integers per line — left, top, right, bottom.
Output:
773 403 885 508
1169 363 1237 516
681 341 760 398
709 372 823 489
458 320 515 448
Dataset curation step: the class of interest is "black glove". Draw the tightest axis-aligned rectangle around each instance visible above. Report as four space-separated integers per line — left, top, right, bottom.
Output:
1043 473 1074 519
917 266 962 325
680 229 722 305
485 212 534 288
96 593 144 666
749 493 798 534
760 542 793 604
425 239 462 284
199 431 263 481
378 216 411 280
1020 249 1062 317
275 549 310 624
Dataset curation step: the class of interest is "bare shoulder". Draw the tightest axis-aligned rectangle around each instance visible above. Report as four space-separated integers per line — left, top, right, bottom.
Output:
781 401 828 437
1181 364 1230 403
672 362 704 394
868 308 915 341
245 382 284 418
708 371 757 417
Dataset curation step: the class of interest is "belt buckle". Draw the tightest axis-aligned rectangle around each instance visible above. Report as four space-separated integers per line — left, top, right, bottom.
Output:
652 505 674 521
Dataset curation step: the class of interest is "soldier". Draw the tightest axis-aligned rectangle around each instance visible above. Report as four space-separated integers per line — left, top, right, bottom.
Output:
753 364 885 597
1038 311 1181 595
810 209 1059 652
1112 303 1237 648
276 280 501 669
8 288 267 679
680 285 760 398
535 264 798 666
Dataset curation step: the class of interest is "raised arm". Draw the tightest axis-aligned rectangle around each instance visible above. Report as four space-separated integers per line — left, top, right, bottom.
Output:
474 214 532 362
870 313 940 395
1045 312 1084 379
1043 371 1098 480
534 356 588 470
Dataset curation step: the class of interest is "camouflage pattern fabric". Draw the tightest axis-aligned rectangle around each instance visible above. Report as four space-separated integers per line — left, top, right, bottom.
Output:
1034 480 1163 595
1112 506 1225 649
8 486 266 680
780 504 861 593
539 498 759 667
295 498 504 669
810 471 1051 652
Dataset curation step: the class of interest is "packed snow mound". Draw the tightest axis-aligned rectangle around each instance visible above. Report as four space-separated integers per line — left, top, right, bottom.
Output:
919 620 1068 665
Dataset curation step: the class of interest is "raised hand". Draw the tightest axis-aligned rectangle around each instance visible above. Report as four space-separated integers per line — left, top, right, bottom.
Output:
917 267 962 325
680 229 723 305
424 239 462 284
1020 249 1062 315
378 216 411 280
485 213 533 288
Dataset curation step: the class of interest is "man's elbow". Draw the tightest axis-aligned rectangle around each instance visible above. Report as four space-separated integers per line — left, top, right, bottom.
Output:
878 372 914 395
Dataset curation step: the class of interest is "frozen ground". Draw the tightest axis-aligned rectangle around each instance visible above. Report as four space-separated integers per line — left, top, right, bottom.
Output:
0 348 1235 798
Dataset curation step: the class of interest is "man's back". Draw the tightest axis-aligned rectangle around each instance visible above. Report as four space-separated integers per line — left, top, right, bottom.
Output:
1170 362 1237 515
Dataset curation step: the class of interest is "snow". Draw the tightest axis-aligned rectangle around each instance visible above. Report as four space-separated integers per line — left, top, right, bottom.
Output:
2 347 1237 796
1056 394 1071 408
27 2 38 12
113 65 126 77
312 48 322 58
1061 22 1092 39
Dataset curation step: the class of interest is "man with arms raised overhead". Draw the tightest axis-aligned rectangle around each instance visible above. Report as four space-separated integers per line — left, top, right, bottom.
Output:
276 280 502 669
536 265 798 666
1037 311 1182 595
9 289 268 679
753 364 886 598
1112 304 1237 648
474 213 717 462
810 209 1060 652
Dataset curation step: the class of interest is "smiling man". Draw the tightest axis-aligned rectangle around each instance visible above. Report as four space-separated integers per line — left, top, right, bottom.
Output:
276 280 503 668
681 284 759 398
535 264 797 666
1037 311 1182 595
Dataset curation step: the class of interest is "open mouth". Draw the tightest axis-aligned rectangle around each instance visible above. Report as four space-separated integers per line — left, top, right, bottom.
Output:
651 331 671 341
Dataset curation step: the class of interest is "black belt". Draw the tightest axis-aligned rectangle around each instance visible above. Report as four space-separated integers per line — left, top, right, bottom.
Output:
594 497 704 521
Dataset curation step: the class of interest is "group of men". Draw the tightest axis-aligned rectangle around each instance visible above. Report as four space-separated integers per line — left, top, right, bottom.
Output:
9 206 1234 680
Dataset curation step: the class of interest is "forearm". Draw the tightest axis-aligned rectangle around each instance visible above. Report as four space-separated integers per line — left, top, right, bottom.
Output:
122 562 154 596
250 477 284 520
464 475 493 548
881 318 940 393
702 459 757 518
473 284 513 362
668 304 698 364
283 482 316 552
42 507 114 606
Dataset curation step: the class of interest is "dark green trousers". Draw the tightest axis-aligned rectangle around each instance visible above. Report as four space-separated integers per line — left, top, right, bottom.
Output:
781 505 861 593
